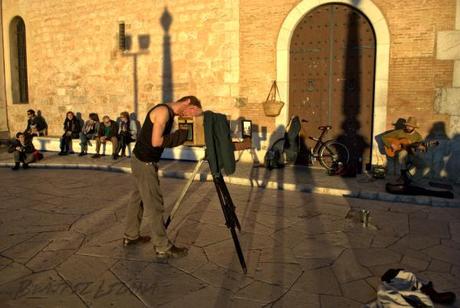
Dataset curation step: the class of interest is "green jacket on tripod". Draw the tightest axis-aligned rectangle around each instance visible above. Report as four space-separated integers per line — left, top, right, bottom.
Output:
203 111 236 176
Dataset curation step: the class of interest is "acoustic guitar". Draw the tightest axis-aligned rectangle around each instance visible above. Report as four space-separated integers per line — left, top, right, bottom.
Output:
384 137 439 158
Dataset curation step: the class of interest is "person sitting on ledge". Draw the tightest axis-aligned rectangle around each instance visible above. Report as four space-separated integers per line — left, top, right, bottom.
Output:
116 111 137 157
382 116 424 182
24 109 47 137
79 113 100 156
92 115 119 159
59 111 81 156
8 132 36 170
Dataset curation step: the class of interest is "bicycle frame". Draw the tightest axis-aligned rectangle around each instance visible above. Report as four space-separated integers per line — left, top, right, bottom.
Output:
305 127 329 158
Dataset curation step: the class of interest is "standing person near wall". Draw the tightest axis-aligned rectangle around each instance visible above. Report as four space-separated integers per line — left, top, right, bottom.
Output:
92 116 119 159
58 111 81 156
116 111 137 157
123 96 202 259
79 113 100 156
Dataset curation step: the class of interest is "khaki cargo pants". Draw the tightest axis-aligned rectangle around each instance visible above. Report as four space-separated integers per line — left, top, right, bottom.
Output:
124 155 171 252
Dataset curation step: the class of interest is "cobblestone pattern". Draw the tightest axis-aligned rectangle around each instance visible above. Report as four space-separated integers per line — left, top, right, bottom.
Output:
0 169 460 307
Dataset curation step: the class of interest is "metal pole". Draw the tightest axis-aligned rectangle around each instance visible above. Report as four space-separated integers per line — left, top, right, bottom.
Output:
164 158 205 228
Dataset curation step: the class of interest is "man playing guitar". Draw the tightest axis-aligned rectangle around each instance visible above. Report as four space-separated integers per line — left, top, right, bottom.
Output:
382 117 424 180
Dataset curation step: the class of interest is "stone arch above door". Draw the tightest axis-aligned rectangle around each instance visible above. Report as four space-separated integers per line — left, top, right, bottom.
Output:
276 0 390 163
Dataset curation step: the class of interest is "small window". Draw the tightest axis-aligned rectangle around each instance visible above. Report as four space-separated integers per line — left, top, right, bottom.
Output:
10 16 29 103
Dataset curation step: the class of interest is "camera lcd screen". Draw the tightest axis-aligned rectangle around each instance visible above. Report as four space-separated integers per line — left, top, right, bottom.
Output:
179 123 194 141
242 120 252 138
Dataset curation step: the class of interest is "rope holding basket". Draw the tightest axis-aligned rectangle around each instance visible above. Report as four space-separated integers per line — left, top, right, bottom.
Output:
263 80 285 117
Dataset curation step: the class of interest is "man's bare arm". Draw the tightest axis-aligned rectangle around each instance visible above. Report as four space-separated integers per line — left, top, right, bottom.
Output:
150 106 169 147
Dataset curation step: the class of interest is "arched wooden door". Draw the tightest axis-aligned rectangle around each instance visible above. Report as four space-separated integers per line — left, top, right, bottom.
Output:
289 3 376 168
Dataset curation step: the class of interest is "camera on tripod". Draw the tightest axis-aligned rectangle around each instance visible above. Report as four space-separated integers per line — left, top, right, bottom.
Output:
177 116 205 146
177 116 253 147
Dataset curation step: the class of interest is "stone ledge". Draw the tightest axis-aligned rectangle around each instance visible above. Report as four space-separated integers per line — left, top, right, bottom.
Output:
0 162 458 208
32 136 205 161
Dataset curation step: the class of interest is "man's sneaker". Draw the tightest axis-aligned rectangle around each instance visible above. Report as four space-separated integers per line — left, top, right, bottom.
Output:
78 152 86 157
58 151 68 156
91 154 101 159
22 163 30 169
112 154 119 160
11 163 20 171
122 236 151 247
155 245 188 259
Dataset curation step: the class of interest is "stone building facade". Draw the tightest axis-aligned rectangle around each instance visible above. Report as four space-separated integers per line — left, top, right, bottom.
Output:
0 0 459 176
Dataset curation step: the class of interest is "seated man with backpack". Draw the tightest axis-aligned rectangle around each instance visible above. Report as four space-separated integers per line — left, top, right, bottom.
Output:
8 132 37 170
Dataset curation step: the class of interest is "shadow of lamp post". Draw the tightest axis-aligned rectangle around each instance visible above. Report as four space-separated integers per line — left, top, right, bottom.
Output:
160 7 173 104
119 21 150 117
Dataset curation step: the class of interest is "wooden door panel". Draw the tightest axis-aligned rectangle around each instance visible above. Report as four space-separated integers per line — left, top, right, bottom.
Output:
289 4 375 164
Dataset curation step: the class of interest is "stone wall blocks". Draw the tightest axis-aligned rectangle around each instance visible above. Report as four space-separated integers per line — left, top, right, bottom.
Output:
437 31 460 60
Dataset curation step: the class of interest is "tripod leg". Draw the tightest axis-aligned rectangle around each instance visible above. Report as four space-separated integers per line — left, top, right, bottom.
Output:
165 158 205 229
213 175 247 273
230 227 247 274
215 176 241 231
213 176 238 229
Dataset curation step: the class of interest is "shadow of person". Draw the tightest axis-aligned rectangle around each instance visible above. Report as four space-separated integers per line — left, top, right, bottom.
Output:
295 135 310 165
424 121 450 180
251 124 267 152
263 125 287 171
445 134 460 184
336 119 369 177
75 112 85 131
36 110 49 136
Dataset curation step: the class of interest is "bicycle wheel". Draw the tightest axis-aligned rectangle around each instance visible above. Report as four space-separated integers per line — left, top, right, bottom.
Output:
318 140 350 170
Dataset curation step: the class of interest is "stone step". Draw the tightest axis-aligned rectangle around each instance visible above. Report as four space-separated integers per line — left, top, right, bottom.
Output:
32 136 205 161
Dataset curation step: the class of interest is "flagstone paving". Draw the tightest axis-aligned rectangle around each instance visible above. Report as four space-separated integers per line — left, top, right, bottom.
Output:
0 168 459 307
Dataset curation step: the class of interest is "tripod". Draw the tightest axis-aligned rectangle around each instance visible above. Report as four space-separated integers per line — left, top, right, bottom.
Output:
164 156 247 274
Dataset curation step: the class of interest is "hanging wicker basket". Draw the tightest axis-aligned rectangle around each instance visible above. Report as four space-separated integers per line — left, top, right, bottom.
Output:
263 81 285 117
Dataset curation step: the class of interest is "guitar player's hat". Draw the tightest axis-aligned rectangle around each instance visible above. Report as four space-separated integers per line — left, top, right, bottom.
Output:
392 118 406 129
405 117 419 128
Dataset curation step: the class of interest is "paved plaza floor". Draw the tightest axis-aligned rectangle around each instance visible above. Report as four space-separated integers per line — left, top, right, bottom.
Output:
0 148 459 207
0 168 460 307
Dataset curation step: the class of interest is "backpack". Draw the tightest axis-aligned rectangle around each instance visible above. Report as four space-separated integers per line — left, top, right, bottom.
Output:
264 147 284 170
264 116 301 169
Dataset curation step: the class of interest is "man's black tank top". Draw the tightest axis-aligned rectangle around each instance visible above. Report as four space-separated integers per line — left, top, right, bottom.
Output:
133 104 175 162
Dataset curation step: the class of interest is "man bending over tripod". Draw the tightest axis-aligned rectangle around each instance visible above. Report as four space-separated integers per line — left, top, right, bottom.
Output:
123 96 203 259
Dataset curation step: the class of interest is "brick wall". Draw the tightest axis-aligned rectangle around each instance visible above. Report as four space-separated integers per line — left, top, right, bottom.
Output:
2 0 240 136
382 0 455 134
238 0 456 141
239 0 297 146
1 0 457 146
